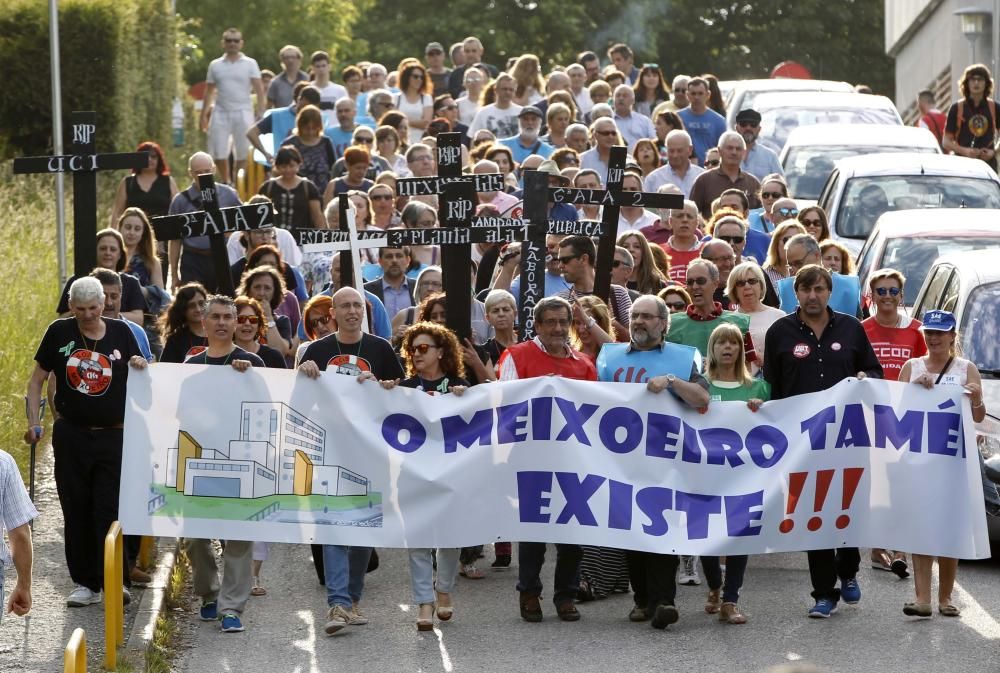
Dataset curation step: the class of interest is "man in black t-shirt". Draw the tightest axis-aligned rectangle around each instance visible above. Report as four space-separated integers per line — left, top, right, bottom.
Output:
181 295 262 633
26 277 146 608
298 286 402 635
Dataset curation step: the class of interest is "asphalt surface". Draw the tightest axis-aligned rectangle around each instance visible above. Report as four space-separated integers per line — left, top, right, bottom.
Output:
174 541 1000 673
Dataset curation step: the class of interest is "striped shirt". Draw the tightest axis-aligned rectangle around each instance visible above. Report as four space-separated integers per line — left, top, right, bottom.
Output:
0 450 37 567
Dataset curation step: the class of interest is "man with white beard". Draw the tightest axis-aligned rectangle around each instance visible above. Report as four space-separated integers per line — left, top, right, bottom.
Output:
498 106 554 163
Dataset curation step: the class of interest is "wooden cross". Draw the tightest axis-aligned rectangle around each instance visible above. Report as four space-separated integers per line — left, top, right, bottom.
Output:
546 145 684 301
12 111 149 277
150 174 274 297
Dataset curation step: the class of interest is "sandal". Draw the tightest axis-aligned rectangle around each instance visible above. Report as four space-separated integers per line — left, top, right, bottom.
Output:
435 590 454 621
250 577 267 597
459 564 485 579
416 603 435 631
903 602 932 617
938 603 961 617
890 553 910 579
870 549 893 571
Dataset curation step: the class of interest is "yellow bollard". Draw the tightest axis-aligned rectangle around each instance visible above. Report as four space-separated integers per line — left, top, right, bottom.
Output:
138 536 155 571
103 522 124 671
64 627 86 673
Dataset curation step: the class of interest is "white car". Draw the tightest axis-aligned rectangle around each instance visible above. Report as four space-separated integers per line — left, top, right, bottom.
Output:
752 92 903 155
724 78 854 128
816 153 1000 257
780 125 940 202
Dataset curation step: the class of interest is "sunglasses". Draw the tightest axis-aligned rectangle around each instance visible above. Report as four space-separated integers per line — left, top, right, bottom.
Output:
735 278 760 288
236 314 260 325
665 300 687 310
612 260 632 269
355 137 374 144
801 218 823 226
558 254 579 265
408 343 438 355
370 193 393 201
719 235 744 245
874 287 901 297
705 159 720 167
761 191 785 199
596 130 617 137
685 276 710 286
778 207 799 217
306 315 332 331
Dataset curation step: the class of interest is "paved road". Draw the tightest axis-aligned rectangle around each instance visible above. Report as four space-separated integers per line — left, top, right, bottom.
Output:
174 542 1000 673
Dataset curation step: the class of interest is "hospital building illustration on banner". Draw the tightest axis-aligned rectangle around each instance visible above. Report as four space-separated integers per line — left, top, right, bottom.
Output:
163 402 369 499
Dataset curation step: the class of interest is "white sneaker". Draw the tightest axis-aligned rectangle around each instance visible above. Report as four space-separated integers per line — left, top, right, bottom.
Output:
325 605 351 635
678 556 701 586
349 603 369 625
67 585 102 607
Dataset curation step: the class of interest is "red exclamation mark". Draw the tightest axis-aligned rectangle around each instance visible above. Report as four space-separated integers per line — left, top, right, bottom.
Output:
779 472 808 533
836 467 865 529
808 469 835 531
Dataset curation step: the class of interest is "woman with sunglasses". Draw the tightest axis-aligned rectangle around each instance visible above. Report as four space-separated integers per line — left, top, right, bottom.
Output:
378 321 470 630
898 310 986 618
727 262 784 376
368 183 401 229
233 295 287 366
747 174 789 234
762 220 806 287
331 128 391 181
862 268 926 578
658 284 692 313
295 295 336 365
820 240 856 276
395 62 434 146
798 205 831 241
633 64 670 118
700 322 768 624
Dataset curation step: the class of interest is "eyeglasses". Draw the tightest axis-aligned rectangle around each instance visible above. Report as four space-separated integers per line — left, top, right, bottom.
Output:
308 315 332 329
801 218 823 227
631 311 659 321
558 254 580 265
761 191 784 199
355 137 374 144
735 278 760 288
370 193 393 201
236 314 260 325
419 279 443 289
595 130 617 137
539 318 570 328
685 276 710 286
612 259 632 269
874 286 901 297
786 256 808 270
673 88 686 93
705 159 720 168
665 300 687 310
705 255 734 265
718 235 744 245
441 104 458 111
777 207 799 217
408 343 438 355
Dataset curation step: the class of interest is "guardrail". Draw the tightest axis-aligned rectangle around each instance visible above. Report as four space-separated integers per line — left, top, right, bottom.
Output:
104 522 124 671
64 627 86 672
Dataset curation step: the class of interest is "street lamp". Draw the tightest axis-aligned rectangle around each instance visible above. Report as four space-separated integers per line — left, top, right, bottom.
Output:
955 7 992 63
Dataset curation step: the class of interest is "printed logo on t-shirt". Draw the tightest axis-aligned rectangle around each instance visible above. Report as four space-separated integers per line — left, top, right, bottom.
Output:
938 374 961 386
328 354 372 376
185 346 207 360
66 349 112 396
793 343 811 359
968 113 991 138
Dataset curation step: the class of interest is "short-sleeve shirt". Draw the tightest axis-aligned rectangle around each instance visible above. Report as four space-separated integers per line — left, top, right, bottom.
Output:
399 374 470 395
300 332 404 380
0 450 38 567
467 103 523 140
160 328 208 364
677 107 727 165
267 71 308 108
184 345 265 368
862 315 927 382
945 98 1000 151
34 317 142 426
258 177 321 229
206 53 261 112
708 378 771 403
689 169 762 219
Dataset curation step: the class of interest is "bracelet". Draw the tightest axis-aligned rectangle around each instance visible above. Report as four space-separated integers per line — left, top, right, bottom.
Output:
585 317 597 330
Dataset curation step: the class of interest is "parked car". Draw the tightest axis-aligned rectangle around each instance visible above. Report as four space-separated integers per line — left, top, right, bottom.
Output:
752 92 902 155
816 153 1000 258
908 248 1000 537
780 125 940 202
724 78 854 128
854 209 1000 315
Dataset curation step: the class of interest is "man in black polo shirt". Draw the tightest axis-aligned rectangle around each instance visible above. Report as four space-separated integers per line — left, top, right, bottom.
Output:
944 63 999 169
762 265 882 619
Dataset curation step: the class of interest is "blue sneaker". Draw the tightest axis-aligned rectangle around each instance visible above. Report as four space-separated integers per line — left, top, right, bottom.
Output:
840 578 861 604
808 598 839 618
199 601 218 621
220 613 244 632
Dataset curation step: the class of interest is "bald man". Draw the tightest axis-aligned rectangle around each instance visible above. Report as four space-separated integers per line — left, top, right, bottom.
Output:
167 151 243 292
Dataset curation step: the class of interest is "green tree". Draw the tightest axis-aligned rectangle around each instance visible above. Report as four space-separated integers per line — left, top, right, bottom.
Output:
175 0 365 84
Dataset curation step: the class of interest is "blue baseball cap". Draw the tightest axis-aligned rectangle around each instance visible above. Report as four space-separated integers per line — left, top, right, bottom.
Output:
920 310 957 332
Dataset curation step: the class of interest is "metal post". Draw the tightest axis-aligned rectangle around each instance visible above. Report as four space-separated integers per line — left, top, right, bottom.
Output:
994 0 999 76
48 0 67 287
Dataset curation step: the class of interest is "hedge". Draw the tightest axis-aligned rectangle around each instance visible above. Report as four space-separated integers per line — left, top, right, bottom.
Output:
0 0 178 158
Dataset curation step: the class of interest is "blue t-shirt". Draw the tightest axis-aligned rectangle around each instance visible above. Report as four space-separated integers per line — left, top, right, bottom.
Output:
123 318 153 362
677 107 727 165
498 136 554 164
323 127 355 161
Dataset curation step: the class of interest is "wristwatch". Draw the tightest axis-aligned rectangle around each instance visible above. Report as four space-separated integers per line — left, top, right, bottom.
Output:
666 374 676 390
267 320 276 328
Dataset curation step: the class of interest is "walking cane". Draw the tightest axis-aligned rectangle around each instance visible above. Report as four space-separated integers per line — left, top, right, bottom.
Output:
24 396 46 506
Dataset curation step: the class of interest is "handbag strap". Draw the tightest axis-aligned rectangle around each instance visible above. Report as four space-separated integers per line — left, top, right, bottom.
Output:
934 356 955 385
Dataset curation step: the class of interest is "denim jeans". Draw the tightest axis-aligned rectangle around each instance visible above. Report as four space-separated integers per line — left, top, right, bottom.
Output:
516 543 582 606
323 545 373 608
408 548 460 604
700 555 748 604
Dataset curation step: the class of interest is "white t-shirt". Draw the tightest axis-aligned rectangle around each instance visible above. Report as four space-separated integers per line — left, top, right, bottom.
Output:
457 96 479 126
316 81 348 104
617 209 659 237
226 228 303 266
206 54 261 111
395 92 433 146
467 103 523 140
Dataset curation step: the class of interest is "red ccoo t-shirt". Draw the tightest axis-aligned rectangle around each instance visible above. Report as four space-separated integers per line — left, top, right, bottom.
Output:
862 315 927 381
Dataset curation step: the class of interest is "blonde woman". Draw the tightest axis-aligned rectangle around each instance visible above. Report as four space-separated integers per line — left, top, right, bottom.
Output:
762 221 806 287
727 262 784 375
509 54 545 105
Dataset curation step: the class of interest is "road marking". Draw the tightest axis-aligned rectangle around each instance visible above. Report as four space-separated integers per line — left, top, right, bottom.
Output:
953 579 1000 639
292 609 321 673
434 627 454 672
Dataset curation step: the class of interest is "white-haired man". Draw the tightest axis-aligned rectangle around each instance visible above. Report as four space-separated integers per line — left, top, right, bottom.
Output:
689 131 762 218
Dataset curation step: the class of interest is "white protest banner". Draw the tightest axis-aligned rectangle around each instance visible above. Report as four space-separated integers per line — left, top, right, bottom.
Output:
120 364 990 558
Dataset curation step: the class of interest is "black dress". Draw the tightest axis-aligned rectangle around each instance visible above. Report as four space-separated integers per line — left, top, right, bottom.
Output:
125 174 173 217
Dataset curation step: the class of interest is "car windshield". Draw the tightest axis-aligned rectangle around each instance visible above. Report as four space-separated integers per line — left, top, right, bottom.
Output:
758 107 900 153
961 281 1000 372
837 176 1000 239
785 145 937 200
879 236 1000 305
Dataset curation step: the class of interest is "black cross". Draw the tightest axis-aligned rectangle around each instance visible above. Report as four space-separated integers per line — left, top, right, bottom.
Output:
150 174 274 297
546 145 683 303
387 133 504 340
12 111 149 277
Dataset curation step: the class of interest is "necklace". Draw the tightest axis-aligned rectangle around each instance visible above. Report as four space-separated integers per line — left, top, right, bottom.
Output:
78 321 102 352
333 333 365 361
